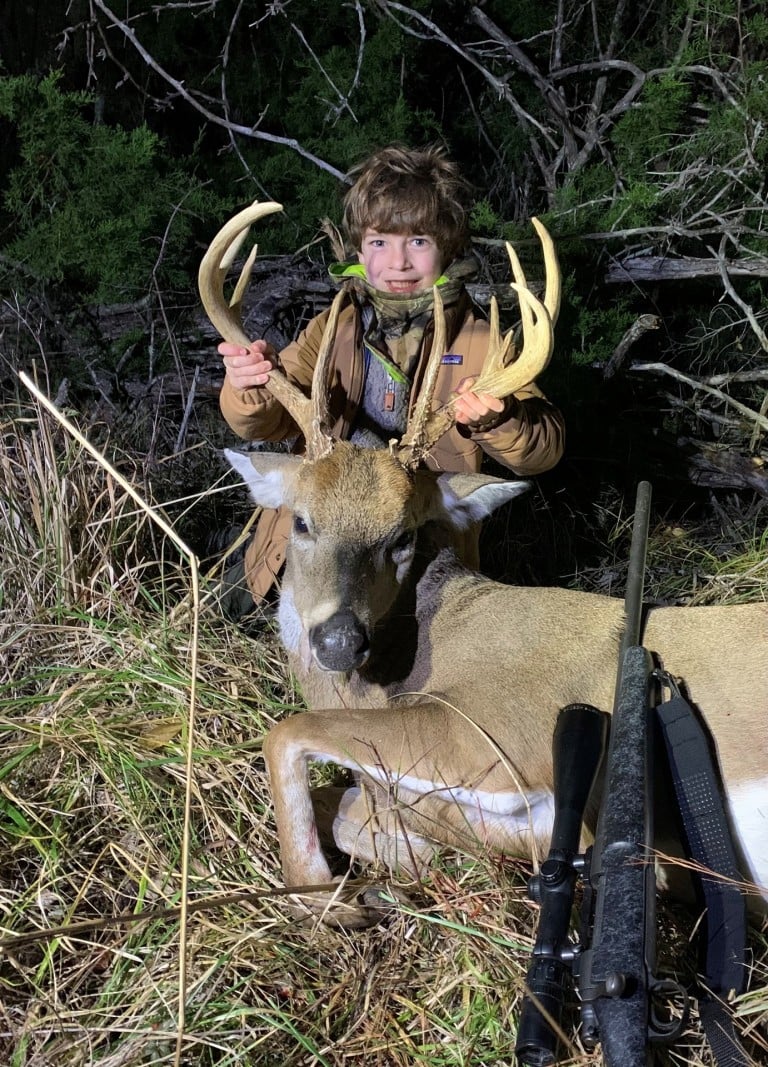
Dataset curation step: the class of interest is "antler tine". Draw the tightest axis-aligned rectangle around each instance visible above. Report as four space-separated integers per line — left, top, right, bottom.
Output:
482 216 560 379
531 216 561 327
468 283 553 398
395 218 558 471
307 288 347 460
392 286 447 464
470 217 559 396
198 200 318 442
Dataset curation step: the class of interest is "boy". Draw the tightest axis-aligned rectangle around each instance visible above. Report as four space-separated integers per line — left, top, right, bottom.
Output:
217 143 564 612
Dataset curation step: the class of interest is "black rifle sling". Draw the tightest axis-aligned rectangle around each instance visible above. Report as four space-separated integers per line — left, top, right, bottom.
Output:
656 693 750 1067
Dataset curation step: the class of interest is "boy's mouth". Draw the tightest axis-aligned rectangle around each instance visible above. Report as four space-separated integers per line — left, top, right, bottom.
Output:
385 279 422 294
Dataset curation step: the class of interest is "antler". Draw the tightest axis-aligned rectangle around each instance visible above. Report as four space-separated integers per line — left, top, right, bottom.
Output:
198 199 340 460
394 217 559 471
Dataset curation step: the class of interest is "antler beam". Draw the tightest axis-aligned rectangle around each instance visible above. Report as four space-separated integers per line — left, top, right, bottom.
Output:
198 199 341 459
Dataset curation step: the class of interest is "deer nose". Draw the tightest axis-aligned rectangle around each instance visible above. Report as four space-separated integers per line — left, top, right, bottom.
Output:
309 610 370 672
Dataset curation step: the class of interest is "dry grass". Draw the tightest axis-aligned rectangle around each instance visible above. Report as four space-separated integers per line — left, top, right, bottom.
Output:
0 389 766 1066
571 491 768 608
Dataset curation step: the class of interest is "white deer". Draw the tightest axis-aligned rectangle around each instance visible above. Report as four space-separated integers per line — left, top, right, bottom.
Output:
200 203 767 927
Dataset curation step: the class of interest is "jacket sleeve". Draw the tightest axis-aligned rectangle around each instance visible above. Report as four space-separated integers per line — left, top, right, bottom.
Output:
452 313 566 476
465 383 566 475
218 308 332 441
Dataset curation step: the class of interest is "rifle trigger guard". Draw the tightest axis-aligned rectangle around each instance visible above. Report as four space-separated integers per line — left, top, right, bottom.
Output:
647 977 690 1043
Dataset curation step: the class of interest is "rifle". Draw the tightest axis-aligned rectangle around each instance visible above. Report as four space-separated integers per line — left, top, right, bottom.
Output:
515 481 749 1066
576 479 688 1063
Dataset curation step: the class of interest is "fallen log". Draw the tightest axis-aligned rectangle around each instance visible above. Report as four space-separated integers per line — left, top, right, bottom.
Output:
606 254 768 285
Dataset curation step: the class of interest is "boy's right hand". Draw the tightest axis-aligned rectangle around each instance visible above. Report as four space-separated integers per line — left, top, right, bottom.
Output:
218 340 277 391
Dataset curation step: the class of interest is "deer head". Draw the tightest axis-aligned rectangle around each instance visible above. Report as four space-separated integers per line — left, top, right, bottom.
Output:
200 202 558 671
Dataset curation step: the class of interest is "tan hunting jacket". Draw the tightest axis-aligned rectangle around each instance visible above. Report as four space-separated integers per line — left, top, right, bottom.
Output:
219 290 565 603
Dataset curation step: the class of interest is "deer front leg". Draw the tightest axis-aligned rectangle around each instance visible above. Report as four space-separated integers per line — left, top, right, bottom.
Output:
262 716 336 888
311 782 438 878
263 708 436 926
261 702 542 926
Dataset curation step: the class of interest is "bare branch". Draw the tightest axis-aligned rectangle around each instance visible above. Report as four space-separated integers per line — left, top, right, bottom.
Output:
632 362 768 435
289 17 359 124
218 0 266 191
379 2 561 163
470 6 574 135
90 0 347 183
712 237 768 353
605 254 768 284
603 314 661 380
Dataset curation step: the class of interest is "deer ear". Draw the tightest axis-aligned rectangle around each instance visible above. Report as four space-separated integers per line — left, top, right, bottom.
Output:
225 448 301 510
434 472 529 526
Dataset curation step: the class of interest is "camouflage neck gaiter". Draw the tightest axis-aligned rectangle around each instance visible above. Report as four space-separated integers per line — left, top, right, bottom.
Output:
330 256 479 376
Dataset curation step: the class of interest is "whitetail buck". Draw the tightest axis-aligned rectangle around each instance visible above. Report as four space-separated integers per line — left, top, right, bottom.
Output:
200 203 767 927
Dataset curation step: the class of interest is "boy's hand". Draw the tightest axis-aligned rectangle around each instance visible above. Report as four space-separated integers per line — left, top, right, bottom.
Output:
453 376 505 427
219 339 277 391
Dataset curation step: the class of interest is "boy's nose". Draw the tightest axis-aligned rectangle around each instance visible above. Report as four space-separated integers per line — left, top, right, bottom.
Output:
390 240 411 270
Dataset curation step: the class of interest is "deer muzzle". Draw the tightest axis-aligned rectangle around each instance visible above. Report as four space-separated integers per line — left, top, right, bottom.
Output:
309 610 371 672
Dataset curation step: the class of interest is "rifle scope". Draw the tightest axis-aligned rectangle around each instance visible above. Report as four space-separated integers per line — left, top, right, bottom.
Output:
515 702 608 1067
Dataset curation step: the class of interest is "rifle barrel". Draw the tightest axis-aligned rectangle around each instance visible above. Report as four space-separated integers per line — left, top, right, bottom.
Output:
618 480 652 667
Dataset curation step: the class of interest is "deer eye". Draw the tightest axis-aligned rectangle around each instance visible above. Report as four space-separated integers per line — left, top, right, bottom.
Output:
293 515 309 535
390 531 415 563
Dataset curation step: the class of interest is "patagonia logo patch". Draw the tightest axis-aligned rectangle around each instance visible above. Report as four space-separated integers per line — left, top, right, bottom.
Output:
441 353 463 365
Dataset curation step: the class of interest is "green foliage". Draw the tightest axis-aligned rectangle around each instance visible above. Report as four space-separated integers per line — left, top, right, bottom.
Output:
604 181 660 232
469 199 503 238
612 74 691 178
551 164 615 233
0 71 228 304
564 281 635 367
747 12 768 43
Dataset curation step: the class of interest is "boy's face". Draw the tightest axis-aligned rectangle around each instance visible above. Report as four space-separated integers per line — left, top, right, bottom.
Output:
358 229 443 295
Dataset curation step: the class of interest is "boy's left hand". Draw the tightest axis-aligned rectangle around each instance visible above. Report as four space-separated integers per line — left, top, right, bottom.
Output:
453 376 505 427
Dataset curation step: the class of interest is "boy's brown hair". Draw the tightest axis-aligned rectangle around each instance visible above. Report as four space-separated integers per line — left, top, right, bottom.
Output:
342 143 470 264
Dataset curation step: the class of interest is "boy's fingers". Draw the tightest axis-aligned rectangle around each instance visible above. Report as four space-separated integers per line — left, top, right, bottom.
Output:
455 375 476 394
477 393 504 413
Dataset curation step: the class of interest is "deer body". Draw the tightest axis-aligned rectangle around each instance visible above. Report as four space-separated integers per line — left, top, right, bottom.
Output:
228 444 768 925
